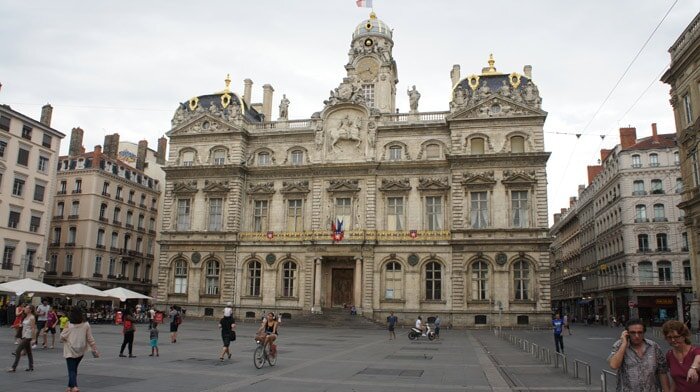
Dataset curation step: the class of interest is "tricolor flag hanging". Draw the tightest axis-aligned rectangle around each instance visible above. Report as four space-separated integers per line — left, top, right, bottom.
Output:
331 219 345 242
356 0 373 8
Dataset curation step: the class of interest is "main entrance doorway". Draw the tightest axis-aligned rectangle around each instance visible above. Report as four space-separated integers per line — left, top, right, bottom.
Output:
331 268 353 307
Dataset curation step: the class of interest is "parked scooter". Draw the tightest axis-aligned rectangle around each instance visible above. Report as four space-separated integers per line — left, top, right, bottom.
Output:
408 324 436 341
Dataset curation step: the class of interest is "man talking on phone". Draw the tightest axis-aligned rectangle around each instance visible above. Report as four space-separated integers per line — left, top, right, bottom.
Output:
608 319 670 392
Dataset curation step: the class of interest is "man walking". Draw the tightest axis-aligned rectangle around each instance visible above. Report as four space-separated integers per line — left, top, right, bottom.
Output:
608 319 670 392
552 313 565 353
36 299 50 348
387 312 397 340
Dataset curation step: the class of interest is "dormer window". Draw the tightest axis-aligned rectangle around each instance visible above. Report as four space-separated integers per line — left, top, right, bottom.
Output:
425 144 440 159
182 151 194 167
511 136 525 153
291 150 304 165
258 152 271 166
471 137 485 154
389 146 402 161
213 149 226 165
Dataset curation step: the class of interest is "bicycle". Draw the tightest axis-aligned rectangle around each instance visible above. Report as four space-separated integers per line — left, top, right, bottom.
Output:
253 340 277 369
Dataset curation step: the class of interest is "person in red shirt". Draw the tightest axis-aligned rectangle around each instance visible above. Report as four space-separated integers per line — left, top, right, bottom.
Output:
662 320 700 391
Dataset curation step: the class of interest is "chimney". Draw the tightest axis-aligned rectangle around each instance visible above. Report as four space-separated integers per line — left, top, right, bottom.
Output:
156 136 167 165
243 79 253 106
619 127 637 149
554 213 561 224
262 84 274 121
651 123 659 142
103 133 120 159
587 165 603 185
600 148 612 162
569 196 577 207
94 145 102 155
561 208 567 214
40 104 53 126
523 65 532 79
68 127 84 156
578 184 586 196
136 140 148 171
450 64 461 87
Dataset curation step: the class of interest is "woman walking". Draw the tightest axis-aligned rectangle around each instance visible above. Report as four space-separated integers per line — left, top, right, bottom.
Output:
118 308 136 358
662 320 700 391
61 308 99 392
218 312 236 361
8 305 36 372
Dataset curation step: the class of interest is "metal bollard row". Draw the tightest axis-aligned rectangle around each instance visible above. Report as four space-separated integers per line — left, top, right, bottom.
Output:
573 359 592 385
600 369 617 392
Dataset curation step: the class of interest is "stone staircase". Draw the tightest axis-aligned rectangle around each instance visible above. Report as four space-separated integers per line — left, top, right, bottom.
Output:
284 308 383 329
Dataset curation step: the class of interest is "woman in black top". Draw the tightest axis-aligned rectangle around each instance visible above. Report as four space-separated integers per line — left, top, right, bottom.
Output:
118 308 136 358
218 315 235 361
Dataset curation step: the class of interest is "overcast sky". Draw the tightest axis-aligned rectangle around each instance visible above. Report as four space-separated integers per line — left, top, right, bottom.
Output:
1 1 698 225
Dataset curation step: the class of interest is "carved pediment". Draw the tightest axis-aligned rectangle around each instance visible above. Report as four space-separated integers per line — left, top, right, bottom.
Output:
203 180 230 194
450 96 545 120
502 170 536 187
462 171 496 188
281 180 310 194
417 177 450 191
247 182 275 195
168 114 237 137
327 179 360 193
379 178 412 192
172 181 198 194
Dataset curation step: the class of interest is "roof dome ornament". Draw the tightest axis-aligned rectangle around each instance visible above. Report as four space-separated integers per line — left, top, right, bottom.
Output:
223 74 232 93
482 54 499 75
221 73 232 109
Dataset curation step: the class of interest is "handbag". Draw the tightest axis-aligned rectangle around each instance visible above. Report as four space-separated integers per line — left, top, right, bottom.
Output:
231 330 236 341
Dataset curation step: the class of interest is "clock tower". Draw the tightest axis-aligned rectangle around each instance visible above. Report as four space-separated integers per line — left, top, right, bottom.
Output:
347 12 398 114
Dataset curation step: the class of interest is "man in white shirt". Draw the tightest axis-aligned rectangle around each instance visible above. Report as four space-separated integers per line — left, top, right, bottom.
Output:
415 316 426 336
36 299 50 348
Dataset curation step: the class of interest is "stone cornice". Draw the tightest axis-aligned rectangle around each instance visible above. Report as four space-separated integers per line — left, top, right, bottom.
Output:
447 152 550 167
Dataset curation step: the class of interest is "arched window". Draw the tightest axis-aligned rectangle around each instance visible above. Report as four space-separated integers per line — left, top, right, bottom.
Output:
635 205 647 222
291 150 304 165
425 261 442 300
684 260 692 282
174 260 188 294
389 145 402 161
637 234 649 252
657 261 672 283
213 149 226 165
425 143 440 159
511 136 525 153
471 137 485 154
649 153 659 167
638 261 653 284
633 180 645 195
281 261 297 297
513 260 531 300
653 204 666 221
384 261 403 299
247 260 261 297
656 233 668 251
257 152 271 166
182 151 194 166
471 260 489 300
205 260 220 295
99 203 107 219
631 154 641 168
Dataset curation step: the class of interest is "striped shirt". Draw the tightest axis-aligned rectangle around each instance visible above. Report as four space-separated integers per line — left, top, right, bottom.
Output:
608 338 668 392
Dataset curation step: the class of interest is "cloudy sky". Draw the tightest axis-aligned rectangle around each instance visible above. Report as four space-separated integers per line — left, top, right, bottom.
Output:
1 1 698 224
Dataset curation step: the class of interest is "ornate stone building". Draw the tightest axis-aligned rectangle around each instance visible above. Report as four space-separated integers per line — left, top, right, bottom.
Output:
158 13 552 327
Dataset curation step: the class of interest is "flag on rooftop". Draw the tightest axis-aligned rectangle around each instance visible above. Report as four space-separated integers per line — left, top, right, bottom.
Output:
356 0 373 8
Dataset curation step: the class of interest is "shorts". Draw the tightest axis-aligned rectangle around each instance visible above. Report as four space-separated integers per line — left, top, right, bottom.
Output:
150 339 158 348
221 334 232 348
46 327 56 334
388 325 395 332
170 322 178 332
37 320 46 330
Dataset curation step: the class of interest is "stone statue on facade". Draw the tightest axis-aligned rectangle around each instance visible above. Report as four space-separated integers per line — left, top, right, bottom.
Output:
477 80 491 97
314 121 325 150
328 115 362 153
451 85 466 109
278 94 290 120
408 85 420 113
498 80 512 98
172 105 187 127
523 81 542 108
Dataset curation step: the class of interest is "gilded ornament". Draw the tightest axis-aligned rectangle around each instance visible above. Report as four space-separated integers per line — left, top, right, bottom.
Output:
467 75 480 91
509 72 521 88
221 93 231 109
188 96 199 111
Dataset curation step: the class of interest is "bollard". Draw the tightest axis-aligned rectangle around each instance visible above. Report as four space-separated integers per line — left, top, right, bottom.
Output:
553 351 567 374
532 343 538 357
600 369 617 392
574 359 592 385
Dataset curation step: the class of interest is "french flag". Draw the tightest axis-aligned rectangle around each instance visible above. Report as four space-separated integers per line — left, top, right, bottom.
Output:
331 219 345 242
356 0 373 8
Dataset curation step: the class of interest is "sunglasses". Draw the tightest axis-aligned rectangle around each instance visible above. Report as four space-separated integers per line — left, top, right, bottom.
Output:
665 335 684 341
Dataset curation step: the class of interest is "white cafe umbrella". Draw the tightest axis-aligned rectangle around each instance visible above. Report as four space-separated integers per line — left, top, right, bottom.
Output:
102 287 152 302
56 283 110 298
0 278 62 296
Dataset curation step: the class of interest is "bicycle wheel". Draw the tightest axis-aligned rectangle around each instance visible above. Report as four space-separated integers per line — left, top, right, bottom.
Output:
253 345 265 369
267 346 277 366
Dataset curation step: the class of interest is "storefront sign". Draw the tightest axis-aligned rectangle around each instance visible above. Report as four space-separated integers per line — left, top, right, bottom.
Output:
655 298 675 306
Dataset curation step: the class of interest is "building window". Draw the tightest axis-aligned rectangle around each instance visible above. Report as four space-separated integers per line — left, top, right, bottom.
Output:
182 151 194 166
470 191 489 228
513 260 531 300
281 261 297 297
21 125 32 140
425 144 440 159
56 202 64 217
115 186 122 199
49 254 58 273
651 179 664 194
388 146 402 161
0 139 6 157
213 149 226 165
12 178 25 196
684 260 692 282
70 201 79 217
653 204 666 221
677 178 684 193
511 136 525 153
471 260 489 300
471 137 485 154
149 218 155 231
17 148 29 167
632 154 642 168
111 232 118 248
67 227 77 244
384 261 403 300
33 183 45 202
247 260 261 297
94 256 102 275
53 227 61 244
25 249 35 272
638 234 650 252
649 153 659 167
74 179 82 193
174 260 188 294
99 204 107 220
38 156 49 172
0 115 10 131
335 197 352 229
425 196 443 230
286 199 303 232
113 207 121 223
8 211 20 228
257 152 270 166
675 151 680 165
633 180 645 195
96 229 105 247
177 199 191 231
138 214 144 229
205 260 220 295
386 197 404 231
253 200 268 232
684 93 694 124
683 232 689 251
128 191 134 203
362 84 375 108
108 257 116 276
656 233 668 251
1 246 14 270
205 198 222 231
42 133 52 148
425 261 442 300
64 254 73 273
635 205 647 222
658 261 672 283
511 191 529 228
139 194 145 207
133 263 140 280
290 150 304 165
29 215 41 232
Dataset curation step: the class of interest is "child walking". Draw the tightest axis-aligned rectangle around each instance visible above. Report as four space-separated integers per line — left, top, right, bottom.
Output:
149 323 159 357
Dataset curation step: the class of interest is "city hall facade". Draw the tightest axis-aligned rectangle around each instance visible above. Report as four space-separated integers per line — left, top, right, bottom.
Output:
157 13 552 327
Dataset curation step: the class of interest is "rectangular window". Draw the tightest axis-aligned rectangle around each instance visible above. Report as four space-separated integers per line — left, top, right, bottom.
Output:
632 155 642 168
213 150 226 165
12 178 25 196
96 230 105 246
68 227 77 243
253 200 268 232
286 199 303 232
29 215 41 232
53 227 61 244
70 201 79 216
74 179 82 193
2 246 14 270
0 140 6 157
8 211 20 228
24 249 35 272
59 180 67 193
177 199 191 231
291 150 304 165
38 156 49 172
470 191 489 228
425 196 443 230
684 94 694 124
94 256 102 275
33 184 45 202
208 198 223 231
685 262 692 282
362 84 375 108
49 254 57 272
335 197 352 229
182 151 194 166
21 125 32 140
0 115 10 131
42 133 52 148
389 146 402 161
658 263 672 283
651 179 663 194
386 197 404 231
108 257 116 276
511 191 529 228
17 148 29 166
64 254 73 273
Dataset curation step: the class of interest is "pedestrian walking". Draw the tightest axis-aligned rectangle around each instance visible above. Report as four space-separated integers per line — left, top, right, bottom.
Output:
61 307 99 392
148 323 159 357
223 302 233 317
552 313 565 353
36 299 50 348
45 308 58 349
169 306 181 343
218 313 235 361
8 304 36 372
608 319 670 392
563 314 572 335
387 312 398 340
118 308 136 358
12 303 25 344
434 315 441 340
662 320 700 391
59 311 69 333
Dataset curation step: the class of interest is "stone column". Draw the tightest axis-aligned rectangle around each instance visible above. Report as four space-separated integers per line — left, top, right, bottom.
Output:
313 257 322 313
354 257 362 313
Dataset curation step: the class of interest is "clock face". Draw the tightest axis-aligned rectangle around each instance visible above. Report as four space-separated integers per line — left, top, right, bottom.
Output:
356 57 379 82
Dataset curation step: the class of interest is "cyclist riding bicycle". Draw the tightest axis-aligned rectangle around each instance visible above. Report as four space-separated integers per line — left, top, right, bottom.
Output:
255 312 279 354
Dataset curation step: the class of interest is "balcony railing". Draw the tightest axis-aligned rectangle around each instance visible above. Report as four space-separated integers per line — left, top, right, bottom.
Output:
115 196 123 201
651 189 665 194
65 242 75 247
652 217 668 222
637 248 651 253
96 244 105 249
67 214 79 220
57 190 66 195
102 192 111 197
139 203 146 208
125 223 134 229
634 218 649 223
632 190 647 196
631 164 642 168
113 220 122 226
150 207 157 212
682 246 689 252
72 189 82 194
656 247 670 252
99 217 108 222
53 215 64 220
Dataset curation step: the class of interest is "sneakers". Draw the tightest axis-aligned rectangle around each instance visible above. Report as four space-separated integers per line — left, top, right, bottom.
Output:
31 344 37 349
